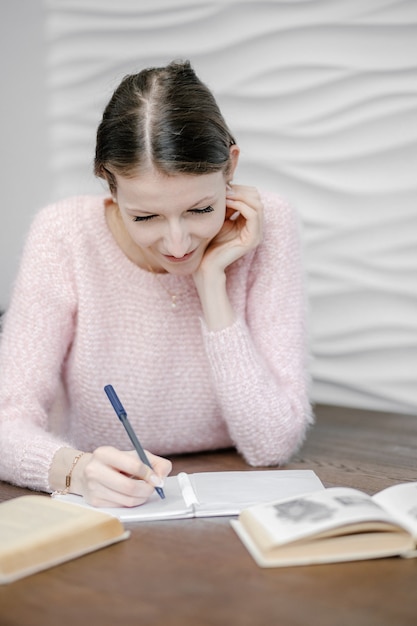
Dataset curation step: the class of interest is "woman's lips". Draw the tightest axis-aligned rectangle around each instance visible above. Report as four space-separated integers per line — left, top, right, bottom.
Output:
163 250 196 263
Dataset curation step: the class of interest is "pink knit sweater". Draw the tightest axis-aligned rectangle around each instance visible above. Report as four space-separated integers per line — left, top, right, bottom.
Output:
0 192 313 492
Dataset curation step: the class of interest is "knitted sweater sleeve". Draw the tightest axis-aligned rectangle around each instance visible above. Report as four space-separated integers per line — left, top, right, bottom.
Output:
0 205 76 491
200 195 313 466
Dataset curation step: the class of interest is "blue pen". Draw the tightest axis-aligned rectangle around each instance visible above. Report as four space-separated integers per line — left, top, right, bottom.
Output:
104 384 165 499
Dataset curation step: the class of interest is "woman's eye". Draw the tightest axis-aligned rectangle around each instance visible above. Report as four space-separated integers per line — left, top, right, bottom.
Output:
190 206 214 215
132 206 213 222
132 215 157 222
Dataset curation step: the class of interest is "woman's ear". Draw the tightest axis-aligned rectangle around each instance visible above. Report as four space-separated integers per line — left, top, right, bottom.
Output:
228 144 240 180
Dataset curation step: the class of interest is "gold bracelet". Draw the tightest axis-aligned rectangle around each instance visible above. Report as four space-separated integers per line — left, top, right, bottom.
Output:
53 452 85 496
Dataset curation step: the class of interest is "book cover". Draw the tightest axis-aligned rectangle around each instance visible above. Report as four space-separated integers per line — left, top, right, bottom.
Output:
0 495 130 584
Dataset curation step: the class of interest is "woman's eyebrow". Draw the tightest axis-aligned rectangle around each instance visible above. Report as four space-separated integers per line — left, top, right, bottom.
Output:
125 194 217 213
125 206 156 214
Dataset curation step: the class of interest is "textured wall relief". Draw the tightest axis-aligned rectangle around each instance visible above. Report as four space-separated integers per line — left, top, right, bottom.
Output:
45 0 417 414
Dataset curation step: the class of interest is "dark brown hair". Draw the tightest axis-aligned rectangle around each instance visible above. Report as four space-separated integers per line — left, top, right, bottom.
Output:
94 60 236 193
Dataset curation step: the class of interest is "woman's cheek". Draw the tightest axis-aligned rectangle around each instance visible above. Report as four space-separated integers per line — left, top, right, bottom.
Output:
209 209 227 238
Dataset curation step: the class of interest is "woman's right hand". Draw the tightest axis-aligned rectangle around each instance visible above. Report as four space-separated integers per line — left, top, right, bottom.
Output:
55 446 172 508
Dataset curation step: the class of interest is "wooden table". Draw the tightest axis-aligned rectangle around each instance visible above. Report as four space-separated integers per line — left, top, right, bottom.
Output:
1 404 416 626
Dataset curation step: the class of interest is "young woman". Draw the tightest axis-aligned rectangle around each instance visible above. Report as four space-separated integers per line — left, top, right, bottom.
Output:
0 60 313 508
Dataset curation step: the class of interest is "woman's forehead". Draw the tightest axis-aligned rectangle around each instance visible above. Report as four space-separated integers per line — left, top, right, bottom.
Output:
115 169 224 210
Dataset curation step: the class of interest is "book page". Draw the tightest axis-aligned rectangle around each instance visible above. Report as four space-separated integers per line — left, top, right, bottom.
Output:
55 474 192 521
372 482 417 538
242 487 404 548
189 470 325 516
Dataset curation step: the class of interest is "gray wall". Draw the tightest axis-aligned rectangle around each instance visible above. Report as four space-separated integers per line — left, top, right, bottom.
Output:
1 0 50 309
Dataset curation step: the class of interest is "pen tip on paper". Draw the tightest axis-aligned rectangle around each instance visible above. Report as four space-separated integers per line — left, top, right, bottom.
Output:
156 487 165 499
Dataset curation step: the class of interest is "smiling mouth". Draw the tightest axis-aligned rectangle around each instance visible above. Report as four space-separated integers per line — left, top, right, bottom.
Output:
163 250 196 263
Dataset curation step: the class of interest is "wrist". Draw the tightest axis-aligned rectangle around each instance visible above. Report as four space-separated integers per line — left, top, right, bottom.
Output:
194 271 235 331
193 263 225 292
69 452 92 495
49 447 90 496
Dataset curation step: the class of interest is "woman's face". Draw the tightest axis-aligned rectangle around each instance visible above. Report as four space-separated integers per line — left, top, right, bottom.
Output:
113 168 228 275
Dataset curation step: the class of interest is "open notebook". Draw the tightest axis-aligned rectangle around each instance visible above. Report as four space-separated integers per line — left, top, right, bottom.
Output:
54 469 324 522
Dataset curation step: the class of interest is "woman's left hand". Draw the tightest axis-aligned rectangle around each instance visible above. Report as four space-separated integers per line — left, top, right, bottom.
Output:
192 184 263 331
197 184 263 276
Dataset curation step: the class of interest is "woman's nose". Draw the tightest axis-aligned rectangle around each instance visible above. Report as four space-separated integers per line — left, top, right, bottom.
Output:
164 221 191 258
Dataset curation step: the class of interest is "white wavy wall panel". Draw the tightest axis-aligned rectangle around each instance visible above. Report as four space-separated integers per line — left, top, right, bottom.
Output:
45 0 417 415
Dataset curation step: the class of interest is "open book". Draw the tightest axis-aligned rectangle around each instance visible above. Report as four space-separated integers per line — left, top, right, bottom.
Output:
231 481 417 567
54 470 324 522
0 495 129 584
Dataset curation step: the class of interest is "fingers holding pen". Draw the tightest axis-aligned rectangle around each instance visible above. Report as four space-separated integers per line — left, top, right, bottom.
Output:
81 446 172 508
